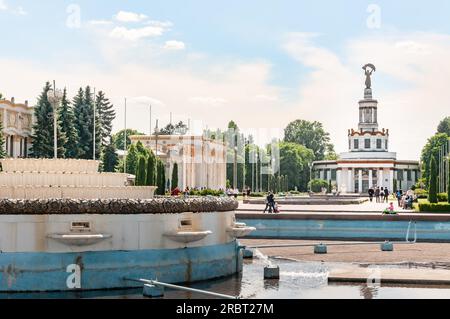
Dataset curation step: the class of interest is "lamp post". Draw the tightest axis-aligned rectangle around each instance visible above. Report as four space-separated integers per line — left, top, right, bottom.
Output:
46 82 63 159
308 162 313 193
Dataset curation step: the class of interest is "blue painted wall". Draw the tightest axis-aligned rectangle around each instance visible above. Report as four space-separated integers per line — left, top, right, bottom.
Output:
0 241 241 292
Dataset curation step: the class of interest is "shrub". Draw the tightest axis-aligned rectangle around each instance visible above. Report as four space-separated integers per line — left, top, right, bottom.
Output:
414 188 428 199
249 192 265 197
437 193 448 202
308 179 328 193
418 201 450 212
189 189 225 196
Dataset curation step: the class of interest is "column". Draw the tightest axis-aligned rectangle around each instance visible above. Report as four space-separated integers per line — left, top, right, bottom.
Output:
358 169 362 194
368 169 373 188
347 169 352 193
389 169 394 192
319 170 324 180
336 169 341 192
378 169 383 188
412 170 416 185
403 170 408 189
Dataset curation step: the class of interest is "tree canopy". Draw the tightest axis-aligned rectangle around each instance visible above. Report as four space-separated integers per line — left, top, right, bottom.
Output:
437 116 450 136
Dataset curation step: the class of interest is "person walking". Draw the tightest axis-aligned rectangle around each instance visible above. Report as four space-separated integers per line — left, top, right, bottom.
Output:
263 192 275 213
383 187 389 203
368 187 374 202
375 187 380 203
396 189 403 207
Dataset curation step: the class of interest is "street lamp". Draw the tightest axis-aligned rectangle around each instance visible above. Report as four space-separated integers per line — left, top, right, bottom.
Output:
47 83 63 159
308 162 313 193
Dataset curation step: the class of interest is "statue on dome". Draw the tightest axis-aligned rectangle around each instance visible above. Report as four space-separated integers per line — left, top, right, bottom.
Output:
362 63 376 89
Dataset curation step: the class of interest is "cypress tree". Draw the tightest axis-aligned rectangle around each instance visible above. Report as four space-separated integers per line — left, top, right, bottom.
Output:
96 91 116 150
0 119 5 158
30 82 66 158
135 155 147 186
428 156 438 203
102 137 119 172
59 88 79 158
126 144 139 174
171 162 179 190
146 151 156 185
157 159 166 195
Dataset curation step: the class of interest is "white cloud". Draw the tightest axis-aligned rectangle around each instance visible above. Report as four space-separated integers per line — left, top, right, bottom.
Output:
145 20 173 28
188 96 227 106
14 6 26 15
164 40 185 50
0 0 7 11
128 96 165 106
89 20 113 26
109 25 165 41
114 10 147 23
254 94 278 102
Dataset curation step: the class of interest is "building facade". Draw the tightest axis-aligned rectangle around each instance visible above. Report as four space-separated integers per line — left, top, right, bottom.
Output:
312 65 420 193
0 98 33 158
130 134 227 190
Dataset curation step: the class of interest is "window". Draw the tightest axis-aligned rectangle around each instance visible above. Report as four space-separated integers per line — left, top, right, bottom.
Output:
354 139 359 149
407 170 412 181
365 139 370 149
376 139 382 149
331 169 337 181
397 170 403 181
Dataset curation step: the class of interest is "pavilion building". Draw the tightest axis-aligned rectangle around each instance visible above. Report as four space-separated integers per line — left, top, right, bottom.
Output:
312 66 420 194
0 97 33 158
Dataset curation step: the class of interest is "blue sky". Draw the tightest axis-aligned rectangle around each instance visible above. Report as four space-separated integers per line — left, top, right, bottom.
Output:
1 0 450 159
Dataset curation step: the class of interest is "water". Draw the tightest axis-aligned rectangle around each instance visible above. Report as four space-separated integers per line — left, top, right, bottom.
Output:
2 255 450 299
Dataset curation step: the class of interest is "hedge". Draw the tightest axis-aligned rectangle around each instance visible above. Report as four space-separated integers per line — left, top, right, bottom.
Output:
418 202 450 212
438 193 448 202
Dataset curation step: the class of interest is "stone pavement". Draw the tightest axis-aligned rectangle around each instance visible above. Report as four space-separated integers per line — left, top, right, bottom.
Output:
240 239 450 265
238 199 414 213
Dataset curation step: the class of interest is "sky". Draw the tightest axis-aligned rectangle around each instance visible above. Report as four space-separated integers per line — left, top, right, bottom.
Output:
1 0 450 160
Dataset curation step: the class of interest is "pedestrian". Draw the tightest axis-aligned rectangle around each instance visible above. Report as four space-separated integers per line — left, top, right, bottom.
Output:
396 189 403 207
263 192 275 213
383 187 389 203
368 187 374 202
375 187 380 203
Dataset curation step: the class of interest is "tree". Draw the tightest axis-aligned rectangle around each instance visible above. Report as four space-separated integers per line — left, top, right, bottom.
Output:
159 121 188 135
73 87 91 159
171 162 179 190
420 133 449 187
284 119 334 160
428 156 438 203
308 179 328 193
156 159 166 195
278 142 315 192
112 129 144 151
30 82 66 158
0 119 5 158
146 151 156 185
59 88 79 158
102 137 118 172
437 116 450 136
125 143 139 175
96 91 116 149
135 155 147 186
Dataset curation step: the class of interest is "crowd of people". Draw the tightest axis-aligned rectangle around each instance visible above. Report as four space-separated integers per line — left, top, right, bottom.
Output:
368 186 416 210
367 186 390 203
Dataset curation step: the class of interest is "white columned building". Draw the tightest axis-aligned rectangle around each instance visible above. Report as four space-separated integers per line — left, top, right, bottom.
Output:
312 64 420 194
0 98 33 158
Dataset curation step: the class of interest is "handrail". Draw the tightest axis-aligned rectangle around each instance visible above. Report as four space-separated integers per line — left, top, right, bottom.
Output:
123 278 239 299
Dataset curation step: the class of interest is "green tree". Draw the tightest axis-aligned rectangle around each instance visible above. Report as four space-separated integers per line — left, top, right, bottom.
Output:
437 116 450 136
159 121 188 135
284 119 334 160
146 151 156 185
102 137 118 172
171 162 179 190
59 88 79 158
428 156 438 203
308 179 328 193
96 91 116 149
135 155 147 186
420 133 449 187
125 143 139 174
112 129 144 151
30 82 66 158
73 87 91 159
279 142 315 192
156 159 166 195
